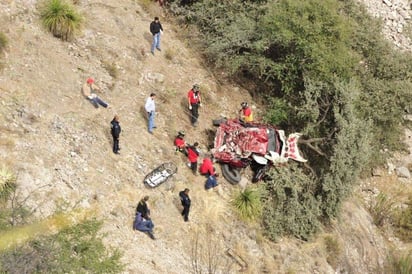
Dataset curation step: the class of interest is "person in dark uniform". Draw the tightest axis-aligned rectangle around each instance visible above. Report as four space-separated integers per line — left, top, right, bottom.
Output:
110 115 121 154
179 188 191 222
136 196 151 220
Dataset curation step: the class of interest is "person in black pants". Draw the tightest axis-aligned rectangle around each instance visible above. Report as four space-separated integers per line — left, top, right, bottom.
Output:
136 196 151 220
110 115 121 154
179 188 191 222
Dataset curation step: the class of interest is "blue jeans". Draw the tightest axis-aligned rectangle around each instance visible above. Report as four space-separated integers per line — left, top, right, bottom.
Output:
148 111 156 133
90 96 108 108
151 32 161 53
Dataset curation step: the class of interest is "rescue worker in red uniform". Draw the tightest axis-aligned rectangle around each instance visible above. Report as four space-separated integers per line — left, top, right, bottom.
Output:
187 142 200 175
187 84 202 127
239 102 253 123
174 131 188 155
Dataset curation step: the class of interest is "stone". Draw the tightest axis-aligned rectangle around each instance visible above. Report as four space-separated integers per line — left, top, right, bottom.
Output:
395 166 411 178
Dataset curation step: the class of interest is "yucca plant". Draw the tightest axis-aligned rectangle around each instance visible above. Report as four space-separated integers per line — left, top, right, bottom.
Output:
40 0 83 41
0 167 16 201
232 187 262 221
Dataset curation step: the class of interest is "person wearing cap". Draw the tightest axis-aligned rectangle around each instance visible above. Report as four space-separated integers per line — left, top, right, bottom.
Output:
82 78 109 108
179 188 191 222
145 93 156 134
187 142 200 175
187 84 202 127
174 131 188 155
239 102 253 123
149 16 163 55
110 115 121 155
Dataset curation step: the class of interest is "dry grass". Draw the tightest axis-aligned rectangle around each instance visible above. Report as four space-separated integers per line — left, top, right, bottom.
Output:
102 60 119 79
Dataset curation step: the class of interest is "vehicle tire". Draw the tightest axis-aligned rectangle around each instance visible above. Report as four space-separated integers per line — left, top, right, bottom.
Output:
212 117 227 126
221 164 241 185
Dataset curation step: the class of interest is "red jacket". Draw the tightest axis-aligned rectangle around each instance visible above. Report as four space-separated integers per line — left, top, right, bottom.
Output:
174 137 185 148
199 157 215 175
188 89 201 104
187 146 199 163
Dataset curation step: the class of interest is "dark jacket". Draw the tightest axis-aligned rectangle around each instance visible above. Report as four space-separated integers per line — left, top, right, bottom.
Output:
136 200 150 219
179 191 191 207
150 21 163 35
111 119 121 138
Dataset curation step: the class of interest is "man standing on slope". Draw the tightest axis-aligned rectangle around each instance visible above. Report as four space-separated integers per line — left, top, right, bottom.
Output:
110 115 121 155
150 17 163 55
179 188 191 222
145 93 156 134
187 84 202 127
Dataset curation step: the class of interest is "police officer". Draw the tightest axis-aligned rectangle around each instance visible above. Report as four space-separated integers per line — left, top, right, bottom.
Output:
110 115 121 154
179 188 191 222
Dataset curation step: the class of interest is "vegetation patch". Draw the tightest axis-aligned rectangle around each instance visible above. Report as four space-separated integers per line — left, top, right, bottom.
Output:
231 186 262 221
0 218 123 273
0 32 8 53
39 0 83 41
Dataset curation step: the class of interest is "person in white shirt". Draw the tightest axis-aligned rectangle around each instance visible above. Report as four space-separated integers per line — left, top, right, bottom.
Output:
145 93 156 134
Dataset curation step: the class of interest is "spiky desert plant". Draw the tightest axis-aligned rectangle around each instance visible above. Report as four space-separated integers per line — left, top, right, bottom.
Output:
40 0 83 41
0 167 16 201
232 187 262 221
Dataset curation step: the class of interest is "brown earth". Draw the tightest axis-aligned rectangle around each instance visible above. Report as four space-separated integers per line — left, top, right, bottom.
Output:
0 0 410 273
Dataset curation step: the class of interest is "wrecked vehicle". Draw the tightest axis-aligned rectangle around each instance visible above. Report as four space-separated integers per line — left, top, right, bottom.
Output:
211 119 307 184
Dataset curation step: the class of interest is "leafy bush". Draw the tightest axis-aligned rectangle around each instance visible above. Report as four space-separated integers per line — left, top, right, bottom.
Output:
232 187 262 221
0 218 123 273
262 166 320 240
39 0 83 41
0 32 8 53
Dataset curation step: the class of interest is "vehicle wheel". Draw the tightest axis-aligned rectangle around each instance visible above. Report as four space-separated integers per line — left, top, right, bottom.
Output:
212 117 227 126
221 164 241 185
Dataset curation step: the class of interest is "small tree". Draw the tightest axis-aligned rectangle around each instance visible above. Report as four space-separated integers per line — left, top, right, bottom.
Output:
39 0 83 41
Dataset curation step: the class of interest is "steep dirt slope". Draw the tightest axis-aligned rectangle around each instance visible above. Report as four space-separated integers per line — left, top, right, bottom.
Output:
0 0 403 273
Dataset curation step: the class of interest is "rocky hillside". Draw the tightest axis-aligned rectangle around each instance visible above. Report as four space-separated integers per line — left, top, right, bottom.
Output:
0 0 411 273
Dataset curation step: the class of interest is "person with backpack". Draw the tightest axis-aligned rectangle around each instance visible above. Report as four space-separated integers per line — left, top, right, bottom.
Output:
82 77 109 108
187 142 200 175
110 115 121 155
187 84 202 127
179 188 191 222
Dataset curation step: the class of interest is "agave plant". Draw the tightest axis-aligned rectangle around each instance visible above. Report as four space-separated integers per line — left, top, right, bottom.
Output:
232 187 262 221
40 0 83 41
0 167 16 200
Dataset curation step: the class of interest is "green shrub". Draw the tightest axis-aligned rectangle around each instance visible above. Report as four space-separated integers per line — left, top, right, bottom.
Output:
0 218 124 273
40 0 83 41
262 166 320 241
0 32 8 53
393 195 412 242
232 187 262 221
369 193 395 227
